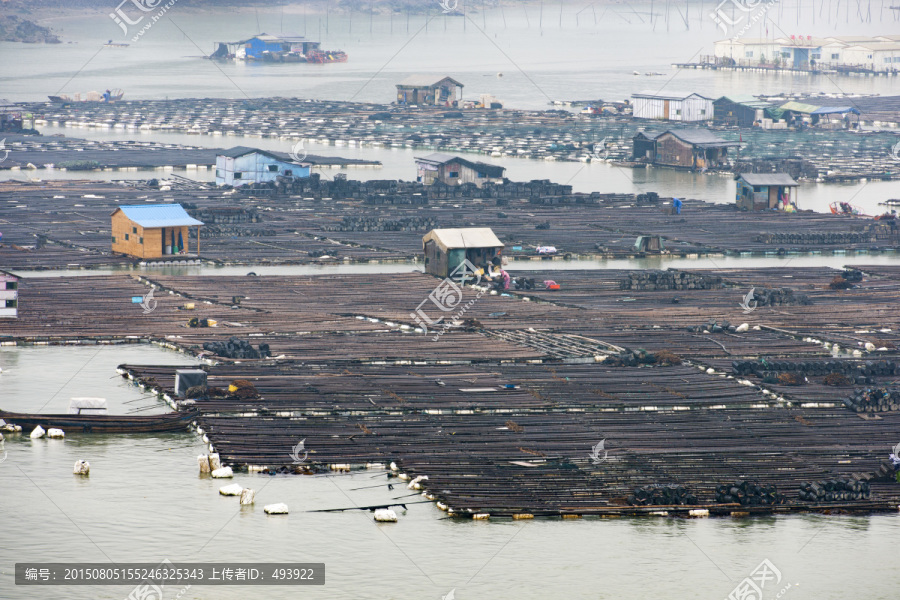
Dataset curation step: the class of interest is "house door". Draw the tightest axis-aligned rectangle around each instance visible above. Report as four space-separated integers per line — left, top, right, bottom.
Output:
161 227 166 254
663 100 670 120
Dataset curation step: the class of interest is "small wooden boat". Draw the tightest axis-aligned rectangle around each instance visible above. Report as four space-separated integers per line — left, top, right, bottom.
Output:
830 201 868 216
0 409 197 434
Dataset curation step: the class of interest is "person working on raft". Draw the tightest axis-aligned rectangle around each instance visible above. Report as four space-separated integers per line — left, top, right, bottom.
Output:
486 268 510 292
672 197 682 215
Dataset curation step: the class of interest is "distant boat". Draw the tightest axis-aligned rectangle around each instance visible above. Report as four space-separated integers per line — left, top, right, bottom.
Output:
48 88 125 104
104 40 129 48
830 201 868 216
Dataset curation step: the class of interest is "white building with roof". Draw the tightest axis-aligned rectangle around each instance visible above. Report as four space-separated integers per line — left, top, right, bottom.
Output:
631 91 714 121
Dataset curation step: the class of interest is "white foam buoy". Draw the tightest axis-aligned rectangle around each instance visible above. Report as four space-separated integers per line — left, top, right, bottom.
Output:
373 508 398 522
47 428 65 439
211 466 233 478
0 432 4 443
30 425 46 439
3 424 22 433
706 368 716 375
209 453 222 471
736 323 749 333
264 503 289 515
398 473 410 481
408 475 428 490
240 488 256 505
689 509 710 518
73 460 90 475
219 484 243 496
198 455 211 474
389 462 398 471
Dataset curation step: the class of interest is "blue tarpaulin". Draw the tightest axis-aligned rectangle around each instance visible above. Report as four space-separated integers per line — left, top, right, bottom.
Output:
810 106 860 115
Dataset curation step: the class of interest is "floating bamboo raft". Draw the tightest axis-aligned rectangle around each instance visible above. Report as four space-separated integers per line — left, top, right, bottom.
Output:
0 409 197 434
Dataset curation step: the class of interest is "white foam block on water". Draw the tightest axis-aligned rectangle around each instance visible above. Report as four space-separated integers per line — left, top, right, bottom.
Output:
30 425 46 439
240 488 255 505
198 454 211 474
264 503 289 515
373 508 398 522
211 466 233 478
219 484 243 496
47 428 65 439
73 460 90 475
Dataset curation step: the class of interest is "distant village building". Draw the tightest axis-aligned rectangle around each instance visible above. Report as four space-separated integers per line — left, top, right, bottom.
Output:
713 95 776 127
396 75 464 106
414 153 506 187
714 35 900 71
631 91 714 121
111 204 204 260
632 130 740 170
735 173 799 211
215 147 310 187
0 269 18 318
422 228 504 278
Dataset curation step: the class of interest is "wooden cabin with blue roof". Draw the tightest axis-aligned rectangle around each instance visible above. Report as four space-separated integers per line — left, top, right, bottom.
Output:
111 204 204 259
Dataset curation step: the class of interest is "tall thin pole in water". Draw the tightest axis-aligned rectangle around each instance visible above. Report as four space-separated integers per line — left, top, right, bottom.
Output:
370 1 374 33
539 0 543 30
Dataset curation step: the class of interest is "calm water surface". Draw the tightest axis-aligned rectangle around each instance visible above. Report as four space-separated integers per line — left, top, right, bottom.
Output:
1 347 898 599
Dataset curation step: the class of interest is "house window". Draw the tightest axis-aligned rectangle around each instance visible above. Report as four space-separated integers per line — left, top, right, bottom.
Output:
867 54 872 59
267 165 279 172
132 226 137 234
675 109 682 115
782 52 790 58
812 53 821 59
6 281 17 290
745 51 754 58
5 299 16 309
216 169 223 178
831 53 839 59
753 186 762 192
112 236 116 243
477 172 485 178
139 237 144 245
448 171 459 178
125 233 129 241
233 172 242 179
700 109 706 115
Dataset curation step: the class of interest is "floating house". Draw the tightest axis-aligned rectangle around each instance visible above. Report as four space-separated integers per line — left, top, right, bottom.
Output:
632 130 740 170
713 95 776 127
210 34 346 63
0 269 18 318
422 228 504 278
396 75 464 106
631 91 714 121
771 101 860 128
414 153 506 187
215 147 310 187
111 204 204 260
735 173 799 211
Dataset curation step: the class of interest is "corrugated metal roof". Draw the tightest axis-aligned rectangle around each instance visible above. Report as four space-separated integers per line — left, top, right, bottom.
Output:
737 174 799 186
397 75 464 88
658 129 741 147
811 106 861 115
778 101 821 113
114 205 204 228
633 90 712 100
423 228 504 252
414 154 506 177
